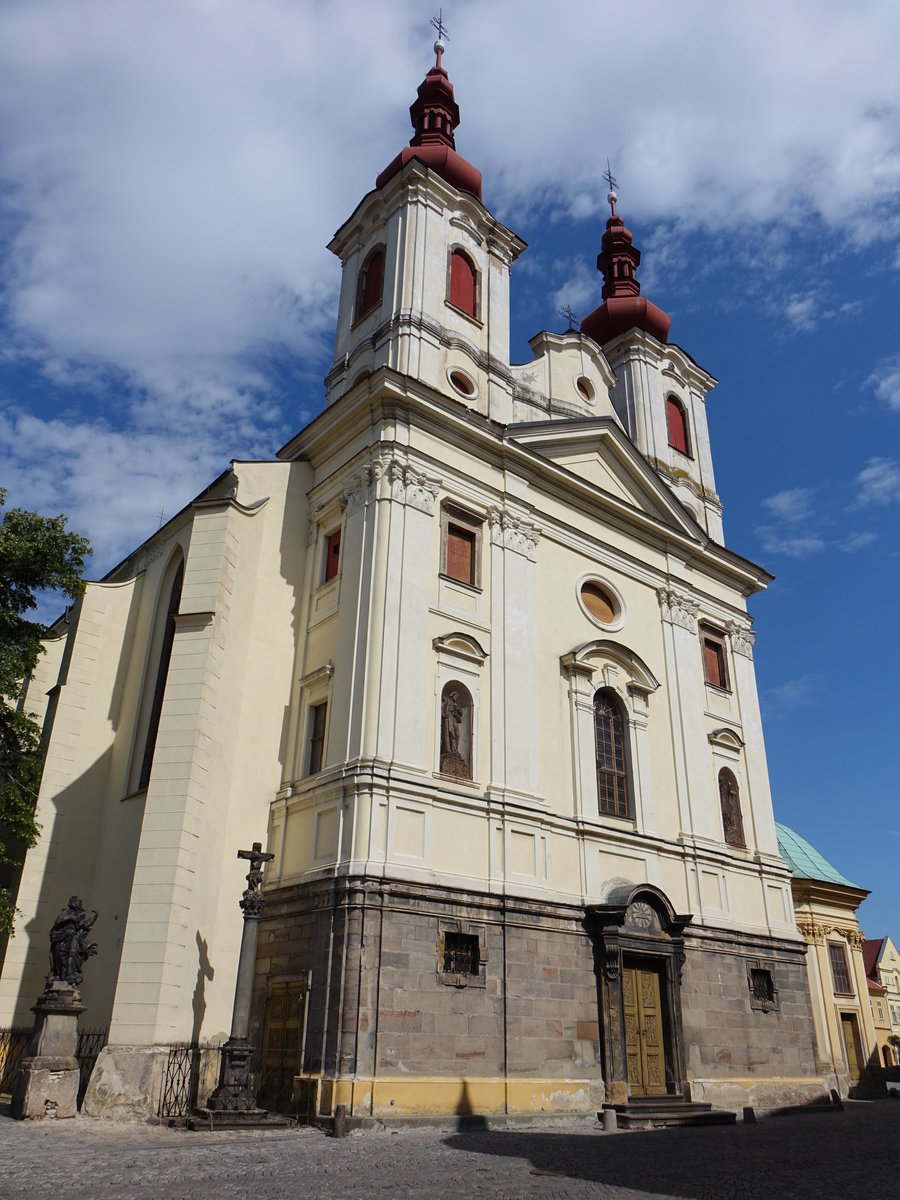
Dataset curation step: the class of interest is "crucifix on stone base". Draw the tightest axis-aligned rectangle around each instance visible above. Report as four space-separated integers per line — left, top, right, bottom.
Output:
203 841 274 1121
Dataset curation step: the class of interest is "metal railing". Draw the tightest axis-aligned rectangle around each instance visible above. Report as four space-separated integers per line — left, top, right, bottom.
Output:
0 1024 107 1109
158 1043 223 1122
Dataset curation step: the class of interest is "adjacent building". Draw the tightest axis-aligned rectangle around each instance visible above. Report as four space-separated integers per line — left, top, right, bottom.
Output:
863 937 900 1068
775 823 883 1096
1 42 831 1120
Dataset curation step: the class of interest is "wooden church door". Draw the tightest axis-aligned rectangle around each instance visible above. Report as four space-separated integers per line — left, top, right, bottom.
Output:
623 962 667 1096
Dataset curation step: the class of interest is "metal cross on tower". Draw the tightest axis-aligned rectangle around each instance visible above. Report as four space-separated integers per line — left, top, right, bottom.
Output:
430 10 449 42
559 304 578 331
603 159 619 216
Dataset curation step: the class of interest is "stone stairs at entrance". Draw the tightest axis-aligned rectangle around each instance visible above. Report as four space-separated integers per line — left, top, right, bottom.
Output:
603 1096 736 1129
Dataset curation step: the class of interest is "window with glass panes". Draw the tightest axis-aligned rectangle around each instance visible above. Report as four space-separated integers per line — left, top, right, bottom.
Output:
828 942 854 995
594 690 630 817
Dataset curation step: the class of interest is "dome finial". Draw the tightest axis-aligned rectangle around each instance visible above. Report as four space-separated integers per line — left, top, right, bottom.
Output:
430 10 449 69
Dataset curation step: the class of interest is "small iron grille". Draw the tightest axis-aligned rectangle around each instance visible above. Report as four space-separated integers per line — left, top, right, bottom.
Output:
750 968 775 1005
75 1026 108 1110
443 932 480 976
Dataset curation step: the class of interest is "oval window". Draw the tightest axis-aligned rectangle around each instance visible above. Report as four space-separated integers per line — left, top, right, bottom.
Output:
580 581 617 624
449 369 476 397
575 375 595 403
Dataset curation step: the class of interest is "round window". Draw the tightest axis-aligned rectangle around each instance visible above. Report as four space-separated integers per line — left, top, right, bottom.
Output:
575 375 595 403
448 369 476 397
580 580 618 625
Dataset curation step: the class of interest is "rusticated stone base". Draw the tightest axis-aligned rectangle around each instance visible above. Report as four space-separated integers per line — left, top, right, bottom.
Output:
248 875 829 1122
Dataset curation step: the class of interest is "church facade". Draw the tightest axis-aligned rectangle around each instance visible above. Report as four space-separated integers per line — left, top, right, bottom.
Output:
1 44 830 1120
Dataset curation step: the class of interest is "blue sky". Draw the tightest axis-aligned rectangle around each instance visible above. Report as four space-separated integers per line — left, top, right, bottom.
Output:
1 1 898 935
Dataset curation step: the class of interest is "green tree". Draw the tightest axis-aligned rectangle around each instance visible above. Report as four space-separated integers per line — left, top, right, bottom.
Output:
0 489 91 935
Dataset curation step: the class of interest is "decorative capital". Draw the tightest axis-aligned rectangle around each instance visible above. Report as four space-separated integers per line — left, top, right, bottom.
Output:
342 466 377 513
657 588 698 632
488 506 541 561
797 919 825 945
728 620 756 660
388 459 441 514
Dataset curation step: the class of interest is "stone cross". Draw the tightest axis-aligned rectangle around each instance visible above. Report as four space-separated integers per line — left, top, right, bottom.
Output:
205 840 274 1116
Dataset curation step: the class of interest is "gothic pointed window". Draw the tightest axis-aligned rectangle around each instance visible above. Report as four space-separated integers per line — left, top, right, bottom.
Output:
666 395 690 457
448 249 477 318
138 559 184 791
356 245 385 321
594 689 630 818
718 767 746 848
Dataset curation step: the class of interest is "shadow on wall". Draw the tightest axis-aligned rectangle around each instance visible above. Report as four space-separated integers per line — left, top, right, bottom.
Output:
454 1079 488 1131
192 931 215 1045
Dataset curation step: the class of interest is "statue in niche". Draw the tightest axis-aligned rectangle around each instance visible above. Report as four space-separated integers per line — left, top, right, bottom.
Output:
440 684 471 779
48 896 98 987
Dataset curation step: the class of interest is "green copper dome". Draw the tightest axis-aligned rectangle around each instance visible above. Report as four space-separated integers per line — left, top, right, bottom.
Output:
775 821 860 888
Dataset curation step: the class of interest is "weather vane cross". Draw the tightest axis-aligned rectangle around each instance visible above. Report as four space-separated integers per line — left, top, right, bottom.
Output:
559 304 578 331
603 159 617 193
603 158 619 216
430 10 449 43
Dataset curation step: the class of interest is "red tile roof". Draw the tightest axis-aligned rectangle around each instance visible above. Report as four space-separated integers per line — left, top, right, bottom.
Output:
863 938 884 978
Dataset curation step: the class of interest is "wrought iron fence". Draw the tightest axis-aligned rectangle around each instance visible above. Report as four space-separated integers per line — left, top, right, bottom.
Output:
158 1043 223 1122
75 1026 108 1109
0 1027 31 1095
0 1024 107 1108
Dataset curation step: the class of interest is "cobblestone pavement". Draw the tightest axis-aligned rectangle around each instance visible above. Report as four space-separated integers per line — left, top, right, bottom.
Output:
2 1101 898 1200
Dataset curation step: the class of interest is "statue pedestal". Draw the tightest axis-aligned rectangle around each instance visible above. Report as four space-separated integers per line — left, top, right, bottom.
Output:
194 1036 278 1128
11 983 85 1120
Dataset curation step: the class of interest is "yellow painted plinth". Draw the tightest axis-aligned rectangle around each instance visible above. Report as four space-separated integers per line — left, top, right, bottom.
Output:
303 1075 596 1118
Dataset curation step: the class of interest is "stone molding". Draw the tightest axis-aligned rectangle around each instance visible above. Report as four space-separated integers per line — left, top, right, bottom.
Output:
657 588 699 632
488 507 541 561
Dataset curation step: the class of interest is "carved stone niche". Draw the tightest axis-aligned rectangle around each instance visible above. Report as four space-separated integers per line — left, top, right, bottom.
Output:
584 884 692 1106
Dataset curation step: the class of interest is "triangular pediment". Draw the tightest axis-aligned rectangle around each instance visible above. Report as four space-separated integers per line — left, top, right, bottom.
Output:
508 417 700 537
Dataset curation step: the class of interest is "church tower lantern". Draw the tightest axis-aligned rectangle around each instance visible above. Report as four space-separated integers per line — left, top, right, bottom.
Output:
325 32 524 420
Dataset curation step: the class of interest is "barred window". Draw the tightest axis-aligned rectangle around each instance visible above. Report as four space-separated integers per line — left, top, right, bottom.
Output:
750 968 775 1005
443 932 480 976
594 689 630 818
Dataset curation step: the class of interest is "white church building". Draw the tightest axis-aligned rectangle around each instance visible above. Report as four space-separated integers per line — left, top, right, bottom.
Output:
1 41 831 1121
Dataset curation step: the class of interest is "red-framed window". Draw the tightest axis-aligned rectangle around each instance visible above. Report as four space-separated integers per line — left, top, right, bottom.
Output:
666 395 690 456
449 249 476 317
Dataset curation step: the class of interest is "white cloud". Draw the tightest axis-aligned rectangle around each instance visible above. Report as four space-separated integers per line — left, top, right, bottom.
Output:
764 673 820 711
855 457 900 506
868 355 900 410
838 530 877 552
756 526 826 559
1 1 900 566
784 292 820 333
762 487 815 523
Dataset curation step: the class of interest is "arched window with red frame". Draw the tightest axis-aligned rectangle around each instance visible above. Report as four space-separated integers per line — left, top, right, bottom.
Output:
356 245 385 320
448 249 477 318
666 395 690 456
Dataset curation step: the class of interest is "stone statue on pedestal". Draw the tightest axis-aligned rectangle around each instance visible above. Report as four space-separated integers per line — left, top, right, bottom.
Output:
11 897 98 1120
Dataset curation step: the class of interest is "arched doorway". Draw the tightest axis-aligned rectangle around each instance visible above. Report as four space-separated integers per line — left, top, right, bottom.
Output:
585 885 692 1105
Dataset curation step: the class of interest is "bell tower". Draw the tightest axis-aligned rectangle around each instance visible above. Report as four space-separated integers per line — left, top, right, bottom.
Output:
580 180 724 541
325 35 525 423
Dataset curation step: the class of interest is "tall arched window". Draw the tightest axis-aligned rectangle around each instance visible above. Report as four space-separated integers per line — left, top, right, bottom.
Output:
594 689 630 817
719 768 746 848
138 559 184 790
666 395 690 456
356 245 384 320
448 249 477 318
439 680 473 779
